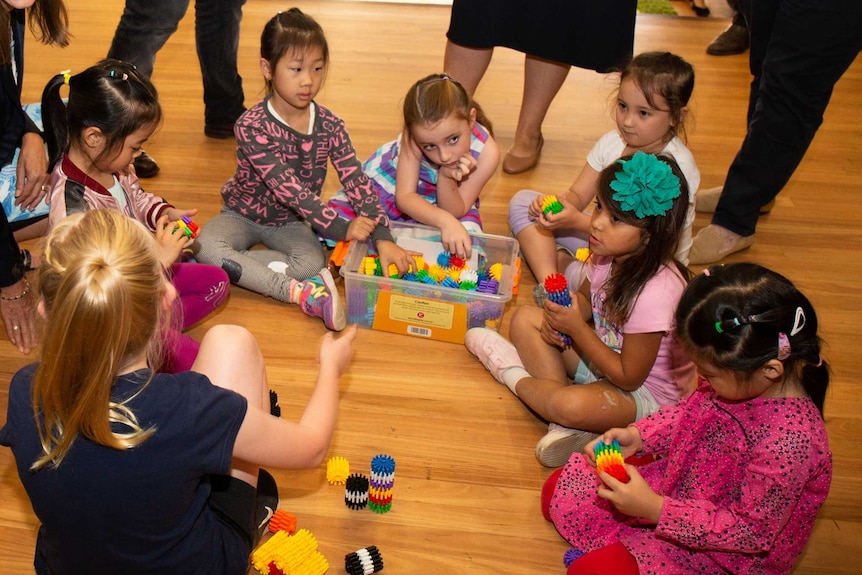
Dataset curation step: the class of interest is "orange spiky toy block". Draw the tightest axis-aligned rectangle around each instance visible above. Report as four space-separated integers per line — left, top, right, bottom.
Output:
268 509 297 535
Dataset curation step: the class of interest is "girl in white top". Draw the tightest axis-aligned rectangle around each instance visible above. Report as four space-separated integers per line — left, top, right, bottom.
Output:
508 52 699 296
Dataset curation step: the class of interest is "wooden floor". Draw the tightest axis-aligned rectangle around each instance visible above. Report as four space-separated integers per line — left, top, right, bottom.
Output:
2 1 860 573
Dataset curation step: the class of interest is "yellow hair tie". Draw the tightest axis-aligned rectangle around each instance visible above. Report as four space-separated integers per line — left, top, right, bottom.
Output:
61 69 71 85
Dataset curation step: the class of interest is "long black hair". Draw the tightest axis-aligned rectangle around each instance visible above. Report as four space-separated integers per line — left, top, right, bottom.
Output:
41 59 161 171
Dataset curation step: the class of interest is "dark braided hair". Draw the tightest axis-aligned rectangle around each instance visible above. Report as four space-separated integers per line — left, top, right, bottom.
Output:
675 263 829 414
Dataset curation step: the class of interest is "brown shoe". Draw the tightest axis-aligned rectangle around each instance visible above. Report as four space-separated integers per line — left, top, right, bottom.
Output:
707 24 750 56
502 134 543 175
689 225 754 265
132 150 160 178
696 186 775 214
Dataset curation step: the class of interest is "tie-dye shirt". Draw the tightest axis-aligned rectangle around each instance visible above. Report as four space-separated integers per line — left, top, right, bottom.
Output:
221 98 390 243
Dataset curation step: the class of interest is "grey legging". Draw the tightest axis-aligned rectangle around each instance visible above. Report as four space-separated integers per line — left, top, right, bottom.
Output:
195 209 325 303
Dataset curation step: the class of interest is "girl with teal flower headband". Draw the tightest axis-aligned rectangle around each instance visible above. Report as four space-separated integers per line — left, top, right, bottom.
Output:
507 52 699 309
465 151 694 474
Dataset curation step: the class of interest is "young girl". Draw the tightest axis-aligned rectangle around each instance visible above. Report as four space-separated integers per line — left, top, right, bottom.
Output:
466 152 696 467
0 209 357 574
509 52 698 296
195 8 413 330
543 263 832 575
41 59 229 373
331 73 499 259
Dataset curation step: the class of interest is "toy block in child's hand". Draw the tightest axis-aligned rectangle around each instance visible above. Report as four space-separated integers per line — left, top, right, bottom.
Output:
543 272 573 345
541 195 564 215
174 216 200 239
594 439 630 483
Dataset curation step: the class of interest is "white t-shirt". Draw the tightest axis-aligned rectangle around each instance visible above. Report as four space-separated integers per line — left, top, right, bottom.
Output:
586 130 700 265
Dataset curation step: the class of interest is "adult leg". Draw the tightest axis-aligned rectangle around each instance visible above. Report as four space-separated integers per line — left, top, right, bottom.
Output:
194 0 247 133
107 0 191 77
706 0 750 56
691 0 862 264
443 40 493 96
503 55 570 174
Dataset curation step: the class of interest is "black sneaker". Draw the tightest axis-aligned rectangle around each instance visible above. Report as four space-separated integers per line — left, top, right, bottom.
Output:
133 150 160 178
255 469 279 543
204 121 237 139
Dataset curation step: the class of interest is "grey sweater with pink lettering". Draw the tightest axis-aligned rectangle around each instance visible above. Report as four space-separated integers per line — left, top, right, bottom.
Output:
221 98 391 243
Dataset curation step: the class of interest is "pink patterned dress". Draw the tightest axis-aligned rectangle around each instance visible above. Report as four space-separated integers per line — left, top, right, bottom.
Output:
548 379 832 574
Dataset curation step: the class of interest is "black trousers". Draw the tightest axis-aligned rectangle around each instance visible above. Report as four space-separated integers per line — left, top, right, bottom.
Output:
713 0 861 236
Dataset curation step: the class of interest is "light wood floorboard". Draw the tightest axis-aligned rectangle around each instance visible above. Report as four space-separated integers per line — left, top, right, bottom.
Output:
1 1 860 573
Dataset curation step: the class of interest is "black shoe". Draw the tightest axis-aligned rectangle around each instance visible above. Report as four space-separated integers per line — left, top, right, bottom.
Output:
133 150 160 178
255 469 279 543
706 24 750 55
691 0 710 17
204 121 237 139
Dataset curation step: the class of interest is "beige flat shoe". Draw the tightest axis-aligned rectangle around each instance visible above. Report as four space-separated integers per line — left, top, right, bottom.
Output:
503 134 543 175
689 225 755 265
696 186 776 214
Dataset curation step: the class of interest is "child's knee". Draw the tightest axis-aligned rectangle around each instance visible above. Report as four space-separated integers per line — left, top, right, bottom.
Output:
203 325 261 360
508 189 540 234
511 304 542 335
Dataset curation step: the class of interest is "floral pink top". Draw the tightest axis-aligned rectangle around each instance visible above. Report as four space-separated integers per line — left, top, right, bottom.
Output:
548 379 832 574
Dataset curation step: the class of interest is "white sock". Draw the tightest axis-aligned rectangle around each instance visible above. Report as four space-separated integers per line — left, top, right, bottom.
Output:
268 261 289 274
501 366 529 396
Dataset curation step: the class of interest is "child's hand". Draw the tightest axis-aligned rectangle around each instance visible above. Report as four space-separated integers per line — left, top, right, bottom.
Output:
346 216 376 242
585 427 644 466
440 219 472 259
376 239 416 277
165 207 197 222
318 324 358 376
597 464 664 523
535 196 583 231
155 214 193 266
439 152 477 183
541 298 584 343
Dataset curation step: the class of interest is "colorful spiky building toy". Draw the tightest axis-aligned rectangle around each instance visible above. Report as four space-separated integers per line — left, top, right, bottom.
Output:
326 456 350 485
543 273 573 346
594 439 630 484
251 529 329 575
268 509 298 535
541 195 564 215
358 250 503 295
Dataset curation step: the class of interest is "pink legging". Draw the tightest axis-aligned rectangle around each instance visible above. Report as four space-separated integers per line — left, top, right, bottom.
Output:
163 262 230 373
542 469 640 575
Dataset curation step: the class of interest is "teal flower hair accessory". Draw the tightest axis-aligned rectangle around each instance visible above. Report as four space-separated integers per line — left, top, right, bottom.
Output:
609 151 681 218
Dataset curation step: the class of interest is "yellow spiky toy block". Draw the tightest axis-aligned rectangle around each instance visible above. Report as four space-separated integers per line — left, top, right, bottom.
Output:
251 529 329 575
326 456 350 485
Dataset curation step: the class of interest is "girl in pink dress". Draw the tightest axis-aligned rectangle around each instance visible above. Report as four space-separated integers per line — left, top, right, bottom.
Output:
543 262 832 575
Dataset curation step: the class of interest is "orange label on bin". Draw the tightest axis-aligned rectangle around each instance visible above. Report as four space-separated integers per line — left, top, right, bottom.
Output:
372 292 468 343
